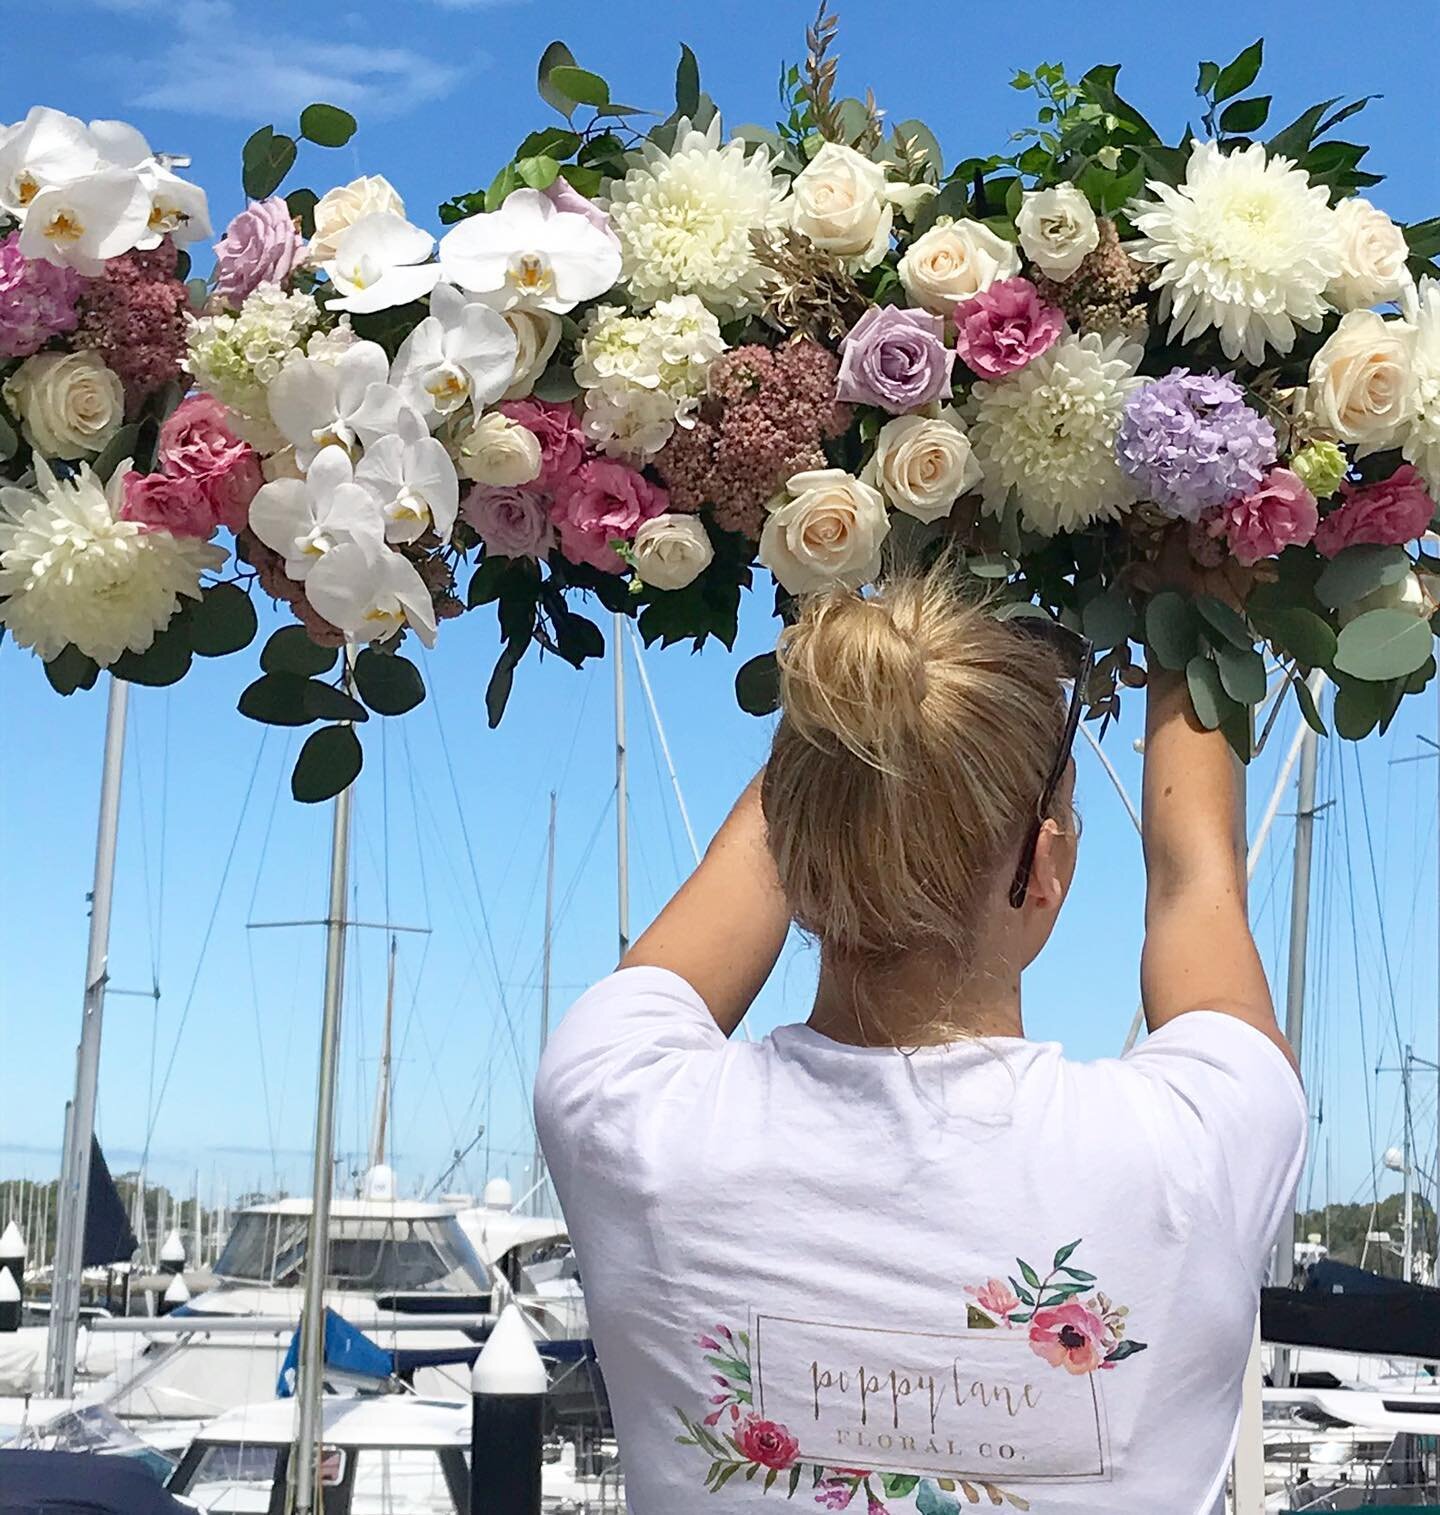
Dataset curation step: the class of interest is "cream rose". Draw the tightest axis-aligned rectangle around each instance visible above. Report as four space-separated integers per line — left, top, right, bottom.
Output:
632 513 714 591
456 411 543 485
863 407 983 524
3 351 124 460
758 468 890 594
307 175 407 266
502 309 562 400
791 143 893 271
1015 185 1100 282
1308 309 1416 447
1328 196 1412 311
1338 570 1431 626
896 219 1022 315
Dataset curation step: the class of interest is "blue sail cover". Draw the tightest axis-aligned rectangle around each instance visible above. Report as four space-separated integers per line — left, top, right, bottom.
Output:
276 1309 395 1397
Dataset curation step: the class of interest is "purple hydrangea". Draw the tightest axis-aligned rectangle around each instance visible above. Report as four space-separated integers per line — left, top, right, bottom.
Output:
0 231 85 359
1115 369 1277 521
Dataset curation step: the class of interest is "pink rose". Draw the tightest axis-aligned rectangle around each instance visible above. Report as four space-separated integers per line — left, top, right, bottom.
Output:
953 276 1064 379
120 469 218 538
158 393 263 532
462 485 555 560
1028 1302 1113 1375
1314 464 1436 558
1219 467 1319 567
542 179 621 247
735 1415 799 1471
212 197 305 306
552 459 669 573
500 398 586 490
966 1277 1022 1320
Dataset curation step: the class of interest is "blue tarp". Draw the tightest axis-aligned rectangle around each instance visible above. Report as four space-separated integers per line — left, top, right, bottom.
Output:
276 1309 394 1397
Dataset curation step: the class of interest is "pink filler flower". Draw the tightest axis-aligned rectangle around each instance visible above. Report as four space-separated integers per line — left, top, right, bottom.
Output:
966 1278 1022 1320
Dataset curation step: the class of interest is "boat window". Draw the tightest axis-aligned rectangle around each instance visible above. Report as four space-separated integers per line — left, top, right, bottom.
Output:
185 1442 281 1506
352 1449 458 1512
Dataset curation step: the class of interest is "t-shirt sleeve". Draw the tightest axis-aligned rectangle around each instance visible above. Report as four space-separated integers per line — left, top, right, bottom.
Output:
1121 1012 1308 1281
533 965 724 1198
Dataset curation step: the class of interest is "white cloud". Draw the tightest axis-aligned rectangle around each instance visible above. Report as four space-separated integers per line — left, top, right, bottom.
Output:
116 1 468 121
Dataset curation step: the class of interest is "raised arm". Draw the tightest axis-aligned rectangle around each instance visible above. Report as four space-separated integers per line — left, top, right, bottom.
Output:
620 775 792 1036
1141 668 1297 1072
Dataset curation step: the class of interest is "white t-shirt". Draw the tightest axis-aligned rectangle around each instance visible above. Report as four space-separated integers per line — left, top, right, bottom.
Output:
535 967 1306 1515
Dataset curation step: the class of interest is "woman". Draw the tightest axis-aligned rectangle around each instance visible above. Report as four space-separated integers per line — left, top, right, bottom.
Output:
536 564 1305 1514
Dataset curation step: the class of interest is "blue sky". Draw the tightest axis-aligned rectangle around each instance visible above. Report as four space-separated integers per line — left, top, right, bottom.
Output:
2 0 1439 1226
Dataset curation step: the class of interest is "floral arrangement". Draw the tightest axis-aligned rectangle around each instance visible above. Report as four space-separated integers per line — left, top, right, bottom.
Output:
674 1243 1140 1512
3 15 1439 800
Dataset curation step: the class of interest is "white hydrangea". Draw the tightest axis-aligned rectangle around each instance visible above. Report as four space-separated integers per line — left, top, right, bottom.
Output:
184 284 325 448
968 332 1144 536
604 116 789 316
575 295 725 459
1403 277 1440 495
0 457 225 664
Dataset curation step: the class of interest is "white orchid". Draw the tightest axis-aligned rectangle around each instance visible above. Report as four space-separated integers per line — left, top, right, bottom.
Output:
0 107 101 220
17 169 153 274
355 409 461 545
324 212 442 314
247 445 386 581
306 543 438 648
267 340 407 468
438 187 621 314
390 282 518 423
79 117 211 249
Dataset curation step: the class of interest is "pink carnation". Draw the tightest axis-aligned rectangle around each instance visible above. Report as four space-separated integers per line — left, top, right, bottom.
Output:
120 470 218 539
953 276 1064 379
158 394 263 532
1219 468 1318 567
552 459 668 573
500 399 586 490
213 197 305 306
1314 464 1436 558
462 485 555 559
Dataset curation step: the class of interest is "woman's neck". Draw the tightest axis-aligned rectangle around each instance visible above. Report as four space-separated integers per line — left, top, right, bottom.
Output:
806 949 1025 1047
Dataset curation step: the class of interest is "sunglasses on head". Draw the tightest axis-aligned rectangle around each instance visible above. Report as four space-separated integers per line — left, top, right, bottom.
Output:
1000 615 1095 910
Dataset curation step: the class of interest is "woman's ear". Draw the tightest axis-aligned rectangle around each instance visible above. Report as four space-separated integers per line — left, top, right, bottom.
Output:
1028 815 1078 912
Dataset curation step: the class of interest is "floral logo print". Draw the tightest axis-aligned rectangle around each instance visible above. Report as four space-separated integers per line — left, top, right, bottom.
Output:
674 1242 1142 1512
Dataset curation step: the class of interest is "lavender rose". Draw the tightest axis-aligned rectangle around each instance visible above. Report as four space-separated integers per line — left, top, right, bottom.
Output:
462 484 555 560
836 305 954 414
212 198 305 307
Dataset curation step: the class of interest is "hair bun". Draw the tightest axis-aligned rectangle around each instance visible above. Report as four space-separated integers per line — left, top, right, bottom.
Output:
776 589 929 766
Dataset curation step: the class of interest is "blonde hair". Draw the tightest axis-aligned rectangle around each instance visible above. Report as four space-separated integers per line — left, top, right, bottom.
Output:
761 564 1072 995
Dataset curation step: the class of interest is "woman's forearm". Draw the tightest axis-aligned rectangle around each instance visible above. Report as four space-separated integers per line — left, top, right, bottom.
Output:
621 776 792 1035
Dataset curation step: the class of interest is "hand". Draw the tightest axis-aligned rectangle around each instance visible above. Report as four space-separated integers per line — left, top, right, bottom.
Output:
1137 527 1252 612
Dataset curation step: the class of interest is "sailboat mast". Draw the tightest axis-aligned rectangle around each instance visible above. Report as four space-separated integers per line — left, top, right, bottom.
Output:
47 675 129 1398
367 936 398 1175
614 613 630 959
531 793 557 1215
293 669 356 1515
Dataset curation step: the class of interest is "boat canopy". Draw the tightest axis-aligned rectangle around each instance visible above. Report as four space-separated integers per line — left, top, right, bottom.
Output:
195 1395 469 1448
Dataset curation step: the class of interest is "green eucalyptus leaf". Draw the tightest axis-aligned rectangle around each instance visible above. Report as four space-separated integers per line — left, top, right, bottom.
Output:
1219 95 1271 134
260 624 339 677
286 187 320 237
532 362 582 402
0 407 18 462
92 424 141 483
516 126 581 161
735 652 780 716
1145 591 1199 671
291 723 363 803
675 43 701 118
111 618 193 688
486 638 527 727
303 679 368 723
1081 588 1134 650
1291 675 1328 735
1196 61 1220 97
1333 676 1386 739
353 648 426 715
186 582 258 658
298 103 357 148
43 645 101 696
1314 544 1410 608
515 155 560 190
537 40 579 117
548 65 610 109
1215 642 1267 705
1334 608 1434 681
238 670 316 726
1194 594 1253 651
1250 606 1337 670
1185 655 1231 731
241 125 297 200
1214 40 1263 103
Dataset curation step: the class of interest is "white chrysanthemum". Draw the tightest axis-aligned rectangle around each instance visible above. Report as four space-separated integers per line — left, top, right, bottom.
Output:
1403 277 1440 494
0 457 225 664
604 116 789 315
576 295 724 459
1131 139 1341 364
968 332 1143 536
184 283 325 449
